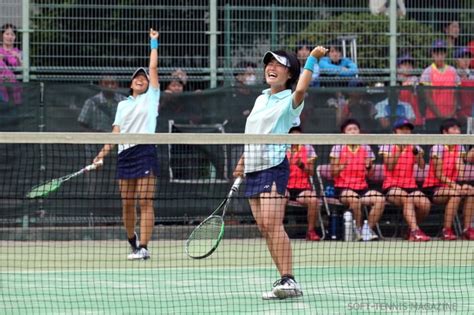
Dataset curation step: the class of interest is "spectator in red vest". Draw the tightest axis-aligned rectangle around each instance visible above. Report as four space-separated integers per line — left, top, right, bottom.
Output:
329 119 385 240
286 126 321 241
422 119 474 240
379 118 431 241
420 40 460 132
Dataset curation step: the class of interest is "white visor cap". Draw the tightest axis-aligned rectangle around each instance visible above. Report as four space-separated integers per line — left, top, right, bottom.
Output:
262 51 290 67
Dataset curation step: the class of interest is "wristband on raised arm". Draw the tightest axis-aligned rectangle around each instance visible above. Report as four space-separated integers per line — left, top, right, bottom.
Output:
303 56 317 72
150 38 159 50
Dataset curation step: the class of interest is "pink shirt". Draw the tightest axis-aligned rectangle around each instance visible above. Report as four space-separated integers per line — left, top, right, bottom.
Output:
379 144 422 189
0 47 22 82
423 145 465 188
330 145 375 190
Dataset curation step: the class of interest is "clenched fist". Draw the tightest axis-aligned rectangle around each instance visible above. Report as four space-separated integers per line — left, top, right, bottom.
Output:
310 46 328 59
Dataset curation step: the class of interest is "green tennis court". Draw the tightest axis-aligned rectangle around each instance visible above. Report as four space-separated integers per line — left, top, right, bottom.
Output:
1 239 472 314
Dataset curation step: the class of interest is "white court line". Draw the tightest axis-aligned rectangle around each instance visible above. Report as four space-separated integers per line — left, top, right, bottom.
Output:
3 264 472 274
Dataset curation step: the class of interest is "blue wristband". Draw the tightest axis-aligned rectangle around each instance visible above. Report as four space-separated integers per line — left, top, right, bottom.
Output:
150 38 159 50
304 55 317 72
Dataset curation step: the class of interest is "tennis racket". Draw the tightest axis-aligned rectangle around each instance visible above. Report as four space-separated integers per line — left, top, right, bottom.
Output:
185 176 243 259
26 161 102 199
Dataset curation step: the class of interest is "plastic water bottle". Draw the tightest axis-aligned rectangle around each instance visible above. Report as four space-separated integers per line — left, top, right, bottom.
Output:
343 211 353 241
361 220 371 241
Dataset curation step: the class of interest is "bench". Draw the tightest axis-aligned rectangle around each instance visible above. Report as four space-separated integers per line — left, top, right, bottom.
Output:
316 163 474 238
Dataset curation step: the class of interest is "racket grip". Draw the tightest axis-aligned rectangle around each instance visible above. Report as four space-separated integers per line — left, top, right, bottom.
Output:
231 177 243 192
86 160 103 171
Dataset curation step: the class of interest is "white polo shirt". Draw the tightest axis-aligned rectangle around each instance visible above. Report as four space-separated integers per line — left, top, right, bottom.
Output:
244 88 304 173
113 86 160 153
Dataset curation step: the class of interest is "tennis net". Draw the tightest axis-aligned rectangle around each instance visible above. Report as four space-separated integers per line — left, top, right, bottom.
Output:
0 132 472 314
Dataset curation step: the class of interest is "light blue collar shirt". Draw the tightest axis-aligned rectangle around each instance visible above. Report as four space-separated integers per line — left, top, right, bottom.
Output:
244 88 304 173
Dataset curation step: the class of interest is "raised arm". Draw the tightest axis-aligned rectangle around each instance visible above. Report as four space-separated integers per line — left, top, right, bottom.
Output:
149 29 159 89
293 46 327 107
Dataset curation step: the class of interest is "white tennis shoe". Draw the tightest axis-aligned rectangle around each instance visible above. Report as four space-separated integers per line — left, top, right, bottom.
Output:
127 247 150 260
262 277 303 300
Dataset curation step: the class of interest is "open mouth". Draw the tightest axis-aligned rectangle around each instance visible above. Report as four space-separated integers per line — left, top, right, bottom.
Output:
267 72 278 79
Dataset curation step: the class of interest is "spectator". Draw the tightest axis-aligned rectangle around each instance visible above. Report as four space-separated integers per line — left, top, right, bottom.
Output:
374 89 416 130
454 47 474 123
295 40 320 87
78 76 126 132
443 20 460 60
379 118 431 241
419 40 461 132
165 75 185 94
319 40 358 87
234 61 257 88
158 74 202 129
329 119 385 241
467 146 474 163
0 23 22 105
396 53 424 126
336 81 376 131
286 126 321 241
455 47 473 80
468 40 474 69
227 61 258 133
422 119 474 240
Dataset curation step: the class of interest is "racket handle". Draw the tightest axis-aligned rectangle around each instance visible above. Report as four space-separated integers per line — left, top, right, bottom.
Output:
86 160 103 171
230 177 243 192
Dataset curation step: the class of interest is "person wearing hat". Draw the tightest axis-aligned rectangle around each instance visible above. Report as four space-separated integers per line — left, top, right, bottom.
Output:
454 47 474 123
329 118 384 241
93 29 161 260
422 119 474 240
233 45 327 300
379 118 431 241
420 39 461 132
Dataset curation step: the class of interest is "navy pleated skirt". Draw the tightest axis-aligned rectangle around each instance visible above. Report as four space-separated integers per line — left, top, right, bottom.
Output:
116 144 159 179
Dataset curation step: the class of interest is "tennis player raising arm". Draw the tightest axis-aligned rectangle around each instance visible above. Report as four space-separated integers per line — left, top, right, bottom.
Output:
233 45 327 300
93 29 161 260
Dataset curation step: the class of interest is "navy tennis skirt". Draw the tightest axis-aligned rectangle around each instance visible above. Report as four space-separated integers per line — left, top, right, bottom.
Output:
244 158 289 198
116 144 159 179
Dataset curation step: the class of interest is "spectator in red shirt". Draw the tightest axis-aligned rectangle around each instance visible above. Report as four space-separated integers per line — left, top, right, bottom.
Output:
379 119 431 241
286 126 321 241
420 40 461 132
422 119 474 240
329 119 385 240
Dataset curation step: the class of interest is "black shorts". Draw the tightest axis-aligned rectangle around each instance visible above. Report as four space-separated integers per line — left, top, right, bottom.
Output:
334 188 368 198
288 188 306 201
383 187 419 195
421 187 440 201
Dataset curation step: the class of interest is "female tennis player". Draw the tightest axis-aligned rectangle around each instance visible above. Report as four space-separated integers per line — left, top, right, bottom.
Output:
93 29 161 260
233 45 327 299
